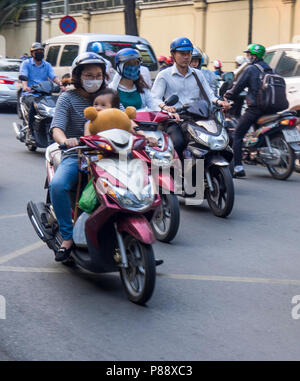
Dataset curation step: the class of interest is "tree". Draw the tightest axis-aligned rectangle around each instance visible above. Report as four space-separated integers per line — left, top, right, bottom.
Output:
0 0 34 30
124 0 138 36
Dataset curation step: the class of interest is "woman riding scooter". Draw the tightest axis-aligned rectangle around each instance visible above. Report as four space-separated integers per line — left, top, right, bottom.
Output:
49 52 107 262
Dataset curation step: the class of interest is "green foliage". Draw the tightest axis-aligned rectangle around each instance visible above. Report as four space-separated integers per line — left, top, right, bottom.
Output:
0 0 35 29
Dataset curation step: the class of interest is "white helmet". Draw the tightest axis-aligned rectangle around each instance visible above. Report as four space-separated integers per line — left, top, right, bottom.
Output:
235 55 247 66
71 52 107 76
213 59 222 68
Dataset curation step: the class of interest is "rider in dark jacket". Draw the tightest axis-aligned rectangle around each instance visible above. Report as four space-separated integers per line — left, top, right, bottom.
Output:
225 43 271 177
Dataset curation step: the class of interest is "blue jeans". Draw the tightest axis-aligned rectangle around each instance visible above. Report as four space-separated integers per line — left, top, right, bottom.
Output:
49 156 79 240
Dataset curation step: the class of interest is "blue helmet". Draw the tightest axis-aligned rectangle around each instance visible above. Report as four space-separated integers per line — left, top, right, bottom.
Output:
115 48 142 76
192 48 204 66
170 37 193 52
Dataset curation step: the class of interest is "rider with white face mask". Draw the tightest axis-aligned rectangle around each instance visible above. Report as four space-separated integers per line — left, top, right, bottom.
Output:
49 52 107 262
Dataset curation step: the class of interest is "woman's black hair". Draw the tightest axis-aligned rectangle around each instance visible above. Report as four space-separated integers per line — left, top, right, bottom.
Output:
93 88 120 108
134 74 149 94
71 62 106 91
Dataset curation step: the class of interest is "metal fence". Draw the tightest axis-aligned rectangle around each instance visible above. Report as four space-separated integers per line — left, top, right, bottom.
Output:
20 0 163 20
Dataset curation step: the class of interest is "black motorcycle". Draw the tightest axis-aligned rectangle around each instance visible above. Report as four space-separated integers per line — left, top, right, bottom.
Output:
13 76 60 152
220 73 300 180
176 100 234 218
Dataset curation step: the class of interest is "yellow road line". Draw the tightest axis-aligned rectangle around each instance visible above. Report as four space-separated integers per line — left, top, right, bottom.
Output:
0 213 27 220
0 241 45 265
0 264 299 287
159 273 300 286
0 266 66 273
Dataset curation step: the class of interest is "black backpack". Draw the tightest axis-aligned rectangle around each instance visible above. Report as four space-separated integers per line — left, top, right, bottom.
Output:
255 63 289 113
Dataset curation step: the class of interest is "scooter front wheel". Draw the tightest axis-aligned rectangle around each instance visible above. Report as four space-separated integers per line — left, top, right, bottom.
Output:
151 193 180 243
120 235 156 305
205 166 234 218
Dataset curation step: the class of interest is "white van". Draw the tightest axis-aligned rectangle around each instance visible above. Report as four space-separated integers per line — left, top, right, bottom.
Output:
43 33 159 81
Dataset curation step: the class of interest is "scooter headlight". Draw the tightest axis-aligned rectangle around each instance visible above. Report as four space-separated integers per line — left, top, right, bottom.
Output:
98 177 155 212
189 124 229 150
145 139 174 167
38 103 55 117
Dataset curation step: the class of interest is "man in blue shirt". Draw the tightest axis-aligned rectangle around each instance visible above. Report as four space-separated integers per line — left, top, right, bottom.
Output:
20 42 61 134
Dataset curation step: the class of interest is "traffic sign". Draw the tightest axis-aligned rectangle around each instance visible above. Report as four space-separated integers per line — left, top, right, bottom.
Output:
59 15 77 34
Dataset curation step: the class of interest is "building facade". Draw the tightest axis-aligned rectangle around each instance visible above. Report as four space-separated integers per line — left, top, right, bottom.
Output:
0 0 299 70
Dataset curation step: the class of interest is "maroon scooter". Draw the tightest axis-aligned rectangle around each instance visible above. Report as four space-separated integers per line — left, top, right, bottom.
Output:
27 129 161 305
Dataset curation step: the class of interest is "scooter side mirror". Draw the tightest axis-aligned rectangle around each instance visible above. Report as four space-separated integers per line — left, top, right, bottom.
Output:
19 75 28 81
164 95 179 107
222 72 234 83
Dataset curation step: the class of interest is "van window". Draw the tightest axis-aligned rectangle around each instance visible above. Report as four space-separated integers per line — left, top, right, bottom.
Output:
86 41 158 71
263 51 275 65
46 45 60 66
60 45 79 67
276 50 300 77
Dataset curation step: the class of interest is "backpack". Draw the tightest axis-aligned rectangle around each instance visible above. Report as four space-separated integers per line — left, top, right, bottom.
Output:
255 63 289 113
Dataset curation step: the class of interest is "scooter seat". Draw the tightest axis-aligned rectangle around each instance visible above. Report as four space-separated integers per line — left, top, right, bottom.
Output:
257 114 279 125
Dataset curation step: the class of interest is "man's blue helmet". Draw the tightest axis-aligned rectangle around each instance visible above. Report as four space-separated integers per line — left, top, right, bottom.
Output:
170 37 193 52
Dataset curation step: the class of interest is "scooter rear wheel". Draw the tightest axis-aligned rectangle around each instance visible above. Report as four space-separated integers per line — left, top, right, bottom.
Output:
266 133 295 180
120 235 156 305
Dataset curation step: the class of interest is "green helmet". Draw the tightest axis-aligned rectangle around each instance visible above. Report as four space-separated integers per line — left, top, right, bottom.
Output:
244 43 265 60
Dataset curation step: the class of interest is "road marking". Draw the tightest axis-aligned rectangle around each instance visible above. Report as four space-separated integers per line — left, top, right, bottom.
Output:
0 265 299 287
0 241 45 265
0 213 27 220
0 266 66 273
159 273 300 286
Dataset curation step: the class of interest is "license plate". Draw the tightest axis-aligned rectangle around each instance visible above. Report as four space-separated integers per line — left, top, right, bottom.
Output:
282 128 300 143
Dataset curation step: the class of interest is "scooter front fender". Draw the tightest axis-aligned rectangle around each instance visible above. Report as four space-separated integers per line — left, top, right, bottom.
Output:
152 171 175 193
117 215 155 245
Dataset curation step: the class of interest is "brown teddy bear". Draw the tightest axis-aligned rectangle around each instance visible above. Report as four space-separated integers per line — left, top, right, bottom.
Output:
84 106 137 136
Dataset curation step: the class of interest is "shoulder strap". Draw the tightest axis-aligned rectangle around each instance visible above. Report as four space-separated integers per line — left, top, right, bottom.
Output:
192 70 210 104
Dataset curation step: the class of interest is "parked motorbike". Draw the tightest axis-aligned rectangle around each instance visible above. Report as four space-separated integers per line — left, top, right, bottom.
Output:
13 76 59 152
133 96 180 243
27 129 161 305
219 73 300 180
176 100 234 218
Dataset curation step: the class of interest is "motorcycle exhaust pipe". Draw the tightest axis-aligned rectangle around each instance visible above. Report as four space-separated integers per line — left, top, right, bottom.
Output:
12 122 25 142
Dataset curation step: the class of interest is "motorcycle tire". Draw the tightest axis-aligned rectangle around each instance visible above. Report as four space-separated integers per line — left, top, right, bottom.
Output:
294 159 300 173
205 166 234 218
27 144 37 152
151 193 180 243
120 234 156 305
266 133 295 180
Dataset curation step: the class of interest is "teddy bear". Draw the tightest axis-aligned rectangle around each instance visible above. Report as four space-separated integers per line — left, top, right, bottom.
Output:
84 106 137 136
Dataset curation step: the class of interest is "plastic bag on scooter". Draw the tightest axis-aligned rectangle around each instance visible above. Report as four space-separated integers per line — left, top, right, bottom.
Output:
79 177 99 213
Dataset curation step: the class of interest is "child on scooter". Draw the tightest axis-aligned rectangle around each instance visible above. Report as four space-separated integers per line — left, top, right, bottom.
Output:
84 88 157 146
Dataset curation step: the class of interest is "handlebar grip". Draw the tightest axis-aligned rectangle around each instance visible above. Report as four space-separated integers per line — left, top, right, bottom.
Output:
58 144 67 150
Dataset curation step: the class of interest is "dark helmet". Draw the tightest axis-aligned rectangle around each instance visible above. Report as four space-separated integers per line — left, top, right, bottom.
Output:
30 42 44 53
192 48 203 65
170 37 193 52
71 52 107 77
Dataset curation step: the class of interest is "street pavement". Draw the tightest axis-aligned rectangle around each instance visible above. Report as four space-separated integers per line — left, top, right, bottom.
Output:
1 108 300 361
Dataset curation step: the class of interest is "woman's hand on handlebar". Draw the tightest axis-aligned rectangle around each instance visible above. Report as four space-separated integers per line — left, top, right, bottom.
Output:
63 138 79 148
161 105 177 113
168 112 181 121
217 99 231 111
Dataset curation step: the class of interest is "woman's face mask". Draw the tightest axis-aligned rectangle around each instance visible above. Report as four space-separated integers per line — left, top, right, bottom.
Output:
122 65 140 81
81 79 103 93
